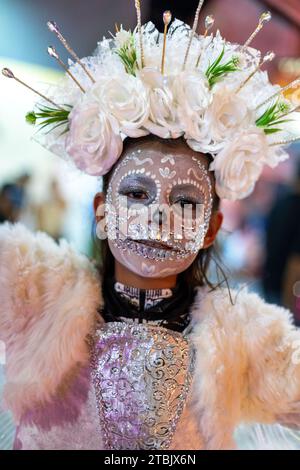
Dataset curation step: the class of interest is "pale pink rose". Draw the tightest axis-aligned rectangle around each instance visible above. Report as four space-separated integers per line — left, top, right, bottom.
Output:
91 74 149 138
138 68 183 139
66 102 123 176
210 128 268 200
192 85 254 153
172 70 212 141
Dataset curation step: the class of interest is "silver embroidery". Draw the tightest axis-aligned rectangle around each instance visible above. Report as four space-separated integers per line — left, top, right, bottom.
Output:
90 322 195 450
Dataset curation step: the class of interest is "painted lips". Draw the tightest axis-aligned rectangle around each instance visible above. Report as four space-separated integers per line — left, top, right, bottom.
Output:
113 237 190 261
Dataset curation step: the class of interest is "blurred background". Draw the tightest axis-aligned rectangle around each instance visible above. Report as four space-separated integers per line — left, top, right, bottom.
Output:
0 0 300 450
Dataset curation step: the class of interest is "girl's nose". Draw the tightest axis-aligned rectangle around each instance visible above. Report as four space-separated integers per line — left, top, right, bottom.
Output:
152 207 168 225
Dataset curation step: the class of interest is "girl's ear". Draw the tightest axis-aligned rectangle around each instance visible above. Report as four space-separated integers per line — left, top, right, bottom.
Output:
93 192 106 224
203 210 223 249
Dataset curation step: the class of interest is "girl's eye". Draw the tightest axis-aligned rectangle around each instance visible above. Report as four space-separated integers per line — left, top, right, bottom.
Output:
126 191 148 200
176 199 197 208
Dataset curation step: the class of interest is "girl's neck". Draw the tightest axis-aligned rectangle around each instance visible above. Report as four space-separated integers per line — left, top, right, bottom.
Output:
114 260 178 290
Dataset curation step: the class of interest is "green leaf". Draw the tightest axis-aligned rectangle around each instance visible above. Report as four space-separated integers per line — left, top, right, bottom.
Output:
25 111 37 125
25 105 71 133
266 118 293 127
206 48 225 76
256 100 292 133
115 32 138 76
264 128 281 134
205 47 240 88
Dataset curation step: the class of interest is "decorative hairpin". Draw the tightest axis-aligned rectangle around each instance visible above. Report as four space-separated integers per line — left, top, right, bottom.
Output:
195 15 215 68
161 11 172 75
182 0 205 70
256 78 300 110
237 51 275 93
2 67 63 109
135 0 145 68
47 46 85 92
47 21 95 83
243 11 272 49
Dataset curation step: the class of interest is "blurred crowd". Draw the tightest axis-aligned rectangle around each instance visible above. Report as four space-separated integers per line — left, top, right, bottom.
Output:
0 174 66 242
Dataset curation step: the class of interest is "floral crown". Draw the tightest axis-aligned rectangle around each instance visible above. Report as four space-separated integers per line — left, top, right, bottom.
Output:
2 1 300 200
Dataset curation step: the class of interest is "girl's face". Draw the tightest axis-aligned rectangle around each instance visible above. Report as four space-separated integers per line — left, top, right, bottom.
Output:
101 140 215 278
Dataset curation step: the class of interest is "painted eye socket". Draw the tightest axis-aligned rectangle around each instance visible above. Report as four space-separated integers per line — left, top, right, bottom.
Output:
172 199 202 222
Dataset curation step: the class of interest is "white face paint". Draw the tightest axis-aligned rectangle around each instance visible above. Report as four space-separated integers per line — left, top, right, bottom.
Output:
104 140 214 278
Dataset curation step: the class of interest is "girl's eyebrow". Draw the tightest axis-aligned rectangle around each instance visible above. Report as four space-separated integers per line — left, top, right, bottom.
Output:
118 174 156 188
169 184 205 198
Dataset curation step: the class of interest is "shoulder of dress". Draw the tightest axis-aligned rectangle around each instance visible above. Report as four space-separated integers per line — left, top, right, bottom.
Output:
0 221 99 278
190 284 294 333
187 286 296 443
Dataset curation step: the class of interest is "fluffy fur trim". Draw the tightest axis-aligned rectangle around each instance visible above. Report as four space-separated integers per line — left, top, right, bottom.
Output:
0 223 102 420
189 286 300 449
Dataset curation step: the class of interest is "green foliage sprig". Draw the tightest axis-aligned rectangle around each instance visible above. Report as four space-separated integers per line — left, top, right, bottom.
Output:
115 33 138 76
256 101 291 135
205 47 240 88
25 105 71 133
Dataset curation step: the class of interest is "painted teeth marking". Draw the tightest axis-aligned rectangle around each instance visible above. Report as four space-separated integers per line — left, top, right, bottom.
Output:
113 238 190 261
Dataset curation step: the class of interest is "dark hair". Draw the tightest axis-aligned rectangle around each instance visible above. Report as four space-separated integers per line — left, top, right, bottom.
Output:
94 135 231 294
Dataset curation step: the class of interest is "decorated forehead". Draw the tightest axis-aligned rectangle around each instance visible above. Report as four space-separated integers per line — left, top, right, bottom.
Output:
107 143 213 209
110 142 211 181
3 1 300 202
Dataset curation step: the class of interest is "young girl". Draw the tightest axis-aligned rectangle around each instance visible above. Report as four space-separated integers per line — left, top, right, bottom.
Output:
1 2 300 450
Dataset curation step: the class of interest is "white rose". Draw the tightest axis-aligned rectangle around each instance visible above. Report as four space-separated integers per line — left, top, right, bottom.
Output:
66 102 123 176
173 70 212 141
209 128 268 200
196 85 254 153
138 68 183 138
91 74 150 137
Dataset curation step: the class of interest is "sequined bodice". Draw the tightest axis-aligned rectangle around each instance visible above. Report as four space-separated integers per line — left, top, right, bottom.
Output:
90 322 196 450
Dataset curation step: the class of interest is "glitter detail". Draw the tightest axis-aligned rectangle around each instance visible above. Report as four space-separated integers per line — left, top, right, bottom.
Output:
112 237 191 260
90 322 195 450
205 15 215 30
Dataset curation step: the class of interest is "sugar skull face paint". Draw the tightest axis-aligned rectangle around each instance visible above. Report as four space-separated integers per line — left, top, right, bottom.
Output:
104 139 214 278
